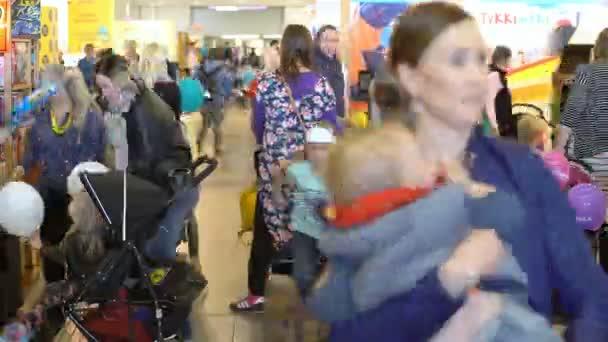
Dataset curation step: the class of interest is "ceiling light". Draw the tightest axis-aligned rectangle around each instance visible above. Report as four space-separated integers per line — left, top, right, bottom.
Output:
221 34 261 39
209 6 268 11
262 34 282 39
211 6 239 11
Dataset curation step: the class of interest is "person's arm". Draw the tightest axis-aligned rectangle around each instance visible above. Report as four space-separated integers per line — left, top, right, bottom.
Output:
328 270 464 341
94 112 107 163
556 65 589 153
262 77 292 164
485 72 500 131
326 228 505 341
22 125 42 184
317 77 343 134
252 93 265 145
527 152 608 341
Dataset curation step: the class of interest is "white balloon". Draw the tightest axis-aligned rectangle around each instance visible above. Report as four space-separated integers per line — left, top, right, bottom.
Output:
67 161 110 196
0 182 44 237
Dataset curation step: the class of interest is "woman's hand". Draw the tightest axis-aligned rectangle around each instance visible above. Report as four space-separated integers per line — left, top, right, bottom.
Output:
430 291 503 342
271 186 288 209
28 230 42 250
439 229 506 298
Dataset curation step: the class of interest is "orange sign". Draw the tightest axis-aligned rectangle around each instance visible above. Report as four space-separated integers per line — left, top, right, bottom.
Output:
0 0 9 52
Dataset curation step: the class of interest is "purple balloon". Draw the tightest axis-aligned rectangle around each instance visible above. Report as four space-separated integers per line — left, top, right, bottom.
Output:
568 184 606 231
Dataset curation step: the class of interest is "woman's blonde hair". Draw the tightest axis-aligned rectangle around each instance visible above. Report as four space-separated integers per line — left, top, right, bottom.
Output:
594 28 608 62
140 42 169 86
43 64 98 128
67 191 105 264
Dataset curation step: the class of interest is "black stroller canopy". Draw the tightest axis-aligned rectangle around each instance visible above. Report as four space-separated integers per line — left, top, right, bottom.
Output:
81 171 171 240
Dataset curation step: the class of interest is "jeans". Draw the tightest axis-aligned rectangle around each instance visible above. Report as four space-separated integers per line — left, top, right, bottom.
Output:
292 231 322 297
146 187 200 262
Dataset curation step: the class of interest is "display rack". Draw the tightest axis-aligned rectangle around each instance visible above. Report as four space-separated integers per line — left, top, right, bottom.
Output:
0 40 38 185
0 0 41 323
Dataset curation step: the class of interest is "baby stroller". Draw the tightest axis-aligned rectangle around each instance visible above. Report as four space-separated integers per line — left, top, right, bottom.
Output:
59 156 218 342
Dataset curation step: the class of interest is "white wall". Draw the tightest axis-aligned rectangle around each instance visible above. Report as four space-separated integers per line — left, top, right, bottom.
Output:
283 6 314 30
115 1 191 32
314 0 340 28
191 7 284 36
41 0 68 52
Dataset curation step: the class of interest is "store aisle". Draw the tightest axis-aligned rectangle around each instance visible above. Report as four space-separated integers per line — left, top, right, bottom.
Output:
188 107 326 341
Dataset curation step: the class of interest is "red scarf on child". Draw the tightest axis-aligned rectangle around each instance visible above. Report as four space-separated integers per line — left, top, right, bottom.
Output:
324 173 446 228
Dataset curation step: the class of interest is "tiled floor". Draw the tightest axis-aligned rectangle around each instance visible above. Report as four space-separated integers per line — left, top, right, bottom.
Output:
189 106 327 341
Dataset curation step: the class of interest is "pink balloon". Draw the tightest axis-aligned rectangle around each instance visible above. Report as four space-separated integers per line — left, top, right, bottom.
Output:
543 152 570 190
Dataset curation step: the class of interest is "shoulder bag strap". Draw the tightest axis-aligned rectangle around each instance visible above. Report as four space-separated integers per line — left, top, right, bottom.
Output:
279 74 307 131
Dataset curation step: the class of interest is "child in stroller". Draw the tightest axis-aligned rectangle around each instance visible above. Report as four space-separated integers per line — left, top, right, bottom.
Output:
18 157 217 341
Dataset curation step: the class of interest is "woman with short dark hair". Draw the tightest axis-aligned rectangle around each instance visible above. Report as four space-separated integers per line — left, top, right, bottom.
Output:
486 45 514 137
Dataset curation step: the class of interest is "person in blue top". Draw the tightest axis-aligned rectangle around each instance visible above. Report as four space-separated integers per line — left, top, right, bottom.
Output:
323 2 608 341
178 68 206 158
77 44 96 90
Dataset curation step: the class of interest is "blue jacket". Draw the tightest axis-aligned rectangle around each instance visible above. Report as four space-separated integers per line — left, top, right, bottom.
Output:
329 127 608 342
77 57 96 89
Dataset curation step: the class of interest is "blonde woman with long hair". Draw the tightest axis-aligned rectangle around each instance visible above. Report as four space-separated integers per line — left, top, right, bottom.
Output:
23 64 106 283
141 42 182 119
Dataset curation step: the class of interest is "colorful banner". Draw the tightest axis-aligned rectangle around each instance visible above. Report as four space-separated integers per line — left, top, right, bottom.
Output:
68 0 113 53
39 6 58 67
0 0 9 53
11 0 40 38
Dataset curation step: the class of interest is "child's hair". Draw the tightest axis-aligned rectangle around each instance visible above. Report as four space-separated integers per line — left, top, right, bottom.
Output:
325 125 420 205
517 116 549 147
66 192 106 265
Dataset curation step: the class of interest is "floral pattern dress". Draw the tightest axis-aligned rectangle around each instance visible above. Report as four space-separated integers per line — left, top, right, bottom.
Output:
255 72 337 243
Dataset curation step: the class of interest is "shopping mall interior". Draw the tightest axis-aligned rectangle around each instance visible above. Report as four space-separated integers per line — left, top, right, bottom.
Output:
4 0 608 341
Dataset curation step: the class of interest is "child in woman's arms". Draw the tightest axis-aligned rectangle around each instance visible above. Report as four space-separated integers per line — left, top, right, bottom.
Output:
306 124 560 342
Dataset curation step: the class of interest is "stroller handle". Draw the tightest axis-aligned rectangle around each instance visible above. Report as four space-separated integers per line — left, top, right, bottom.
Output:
191 155 219 186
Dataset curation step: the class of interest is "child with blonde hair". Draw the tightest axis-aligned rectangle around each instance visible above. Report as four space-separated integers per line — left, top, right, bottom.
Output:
517 115 550 152
306 123 560 341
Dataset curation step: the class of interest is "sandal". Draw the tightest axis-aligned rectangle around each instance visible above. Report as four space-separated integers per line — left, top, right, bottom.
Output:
229 295 264 313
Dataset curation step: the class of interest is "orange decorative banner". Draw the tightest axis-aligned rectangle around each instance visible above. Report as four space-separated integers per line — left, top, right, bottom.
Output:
0 0 9 52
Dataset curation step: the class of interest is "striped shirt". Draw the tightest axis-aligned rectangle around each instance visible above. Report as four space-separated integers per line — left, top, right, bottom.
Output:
561 63 608 159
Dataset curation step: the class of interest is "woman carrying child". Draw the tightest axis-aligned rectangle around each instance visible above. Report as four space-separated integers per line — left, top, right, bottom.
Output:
315 2 608 341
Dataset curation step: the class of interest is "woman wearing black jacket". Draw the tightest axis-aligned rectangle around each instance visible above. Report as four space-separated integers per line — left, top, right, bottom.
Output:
486 46 515 137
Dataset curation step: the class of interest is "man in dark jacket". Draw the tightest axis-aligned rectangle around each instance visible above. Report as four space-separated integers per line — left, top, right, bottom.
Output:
95 55 191 189
95 55 199 264
314 25 345 117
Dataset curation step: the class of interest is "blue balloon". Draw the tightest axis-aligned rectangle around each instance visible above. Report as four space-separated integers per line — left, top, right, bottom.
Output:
359 3 407 29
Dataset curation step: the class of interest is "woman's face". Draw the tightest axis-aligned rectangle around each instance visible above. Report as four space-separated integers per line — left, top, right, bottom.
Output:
397 19 488 131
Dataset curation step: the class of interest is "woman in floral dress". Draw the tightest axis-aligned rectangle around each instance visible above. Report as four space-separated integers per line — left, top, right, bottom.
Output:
230 24 338 312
